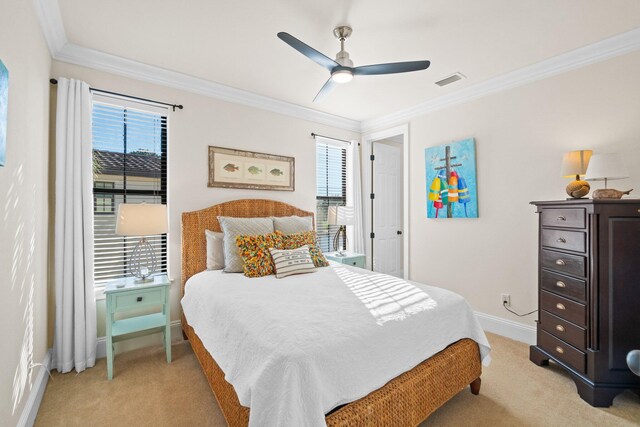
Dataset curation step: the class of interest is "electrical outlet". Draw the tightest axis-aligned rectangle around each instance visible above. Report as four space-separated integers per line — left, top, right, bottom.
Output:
501 293 511 307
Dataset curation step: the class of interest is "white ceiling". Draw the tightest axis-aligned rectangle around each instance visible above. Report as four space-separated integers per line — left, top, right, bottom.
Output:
57 0 640 122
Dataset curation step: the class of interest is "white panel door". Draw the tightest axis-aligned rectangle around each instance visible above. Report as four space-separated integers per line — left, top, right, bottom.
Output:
372 141 403 277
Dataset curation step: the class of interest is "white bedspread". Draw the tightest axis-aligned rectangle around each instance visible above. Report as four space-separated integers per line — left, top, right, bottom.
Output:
181 263 491 427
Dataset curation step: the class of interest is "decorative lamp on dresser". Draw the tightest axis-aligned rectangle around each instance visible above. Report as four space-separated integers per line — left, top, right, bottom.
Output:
530 199 640 406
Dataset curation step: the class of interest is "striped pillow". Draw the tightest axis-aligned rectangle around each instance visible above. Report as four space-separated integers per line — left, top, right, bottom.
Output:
269 245 317 279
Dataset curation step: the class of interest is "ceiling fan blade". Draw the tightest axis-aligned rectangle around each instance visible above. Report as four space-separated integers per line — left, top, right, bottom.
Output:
353 60 430 76
277 32 339 71
313 78 337 103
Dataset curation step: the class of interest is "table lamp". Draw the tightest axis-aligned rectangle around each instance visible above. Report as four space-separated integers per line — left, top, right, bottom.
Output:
327 205 354 256
560 150 592 198
584 153 632 199
115 203 168 282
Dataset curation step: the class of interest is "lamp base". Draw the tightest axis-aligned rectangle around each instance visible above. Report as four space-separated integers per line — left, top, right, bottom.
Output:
129 237 158 283
566 179 590 199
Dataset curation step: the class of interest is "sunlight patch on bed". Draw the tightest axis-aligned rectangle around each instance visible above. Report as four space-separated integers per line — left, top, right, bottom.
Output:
334 267 437 326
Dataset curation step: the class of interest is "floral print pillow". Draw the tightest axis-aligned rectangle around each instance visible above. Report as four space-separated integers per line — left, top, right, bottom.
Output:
235 232 282 277
275 230 329 268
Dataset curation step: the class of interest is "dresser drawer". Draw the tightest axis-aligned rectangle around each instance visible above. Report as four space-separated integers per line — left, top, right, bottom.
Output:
541 270 586 302
539 330 586 374
541 208 586 229
540 290 586 327
541 228 586 253
541 249 586 277
539 310 586 350
113 288 164 312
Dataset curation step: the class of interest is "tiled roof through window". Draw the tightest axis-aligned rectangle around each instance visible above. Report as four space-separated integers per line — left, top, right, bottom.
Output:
94 149 161 178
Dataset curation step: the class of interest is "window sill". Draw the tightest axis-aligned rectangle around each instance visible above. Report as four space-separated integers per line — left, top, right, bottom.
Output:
95 285 106 301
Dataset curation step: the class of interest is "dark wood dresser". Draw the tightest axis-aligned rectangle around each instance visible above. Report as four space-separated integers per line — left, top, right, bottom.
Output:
530 199 640 406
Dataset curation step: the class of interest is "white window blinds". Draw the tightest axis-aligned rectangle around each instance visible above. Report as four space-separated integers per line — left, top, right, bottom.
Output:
316 141 347 252
92 100 168 285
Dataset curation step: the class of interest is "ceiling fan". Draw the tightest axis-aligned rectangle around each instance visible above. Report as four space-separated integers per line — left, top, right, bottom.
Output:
277 26 431 102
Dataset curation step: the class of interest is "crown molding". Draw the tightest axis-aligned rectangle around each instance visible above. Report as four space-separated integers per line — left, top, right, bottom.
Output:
33 0 640 134
361 26 640 132
32 1 360 133
54 43 361 132
32 0 67 55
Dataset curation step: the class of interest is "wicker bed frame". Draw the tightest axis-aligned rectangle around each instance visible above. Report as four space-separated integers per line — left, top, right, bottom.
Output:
181 199 482 426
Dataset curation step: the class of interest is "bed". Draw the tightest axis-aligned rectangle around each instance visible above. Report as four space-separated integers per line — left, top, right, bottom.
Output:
181 199 489 426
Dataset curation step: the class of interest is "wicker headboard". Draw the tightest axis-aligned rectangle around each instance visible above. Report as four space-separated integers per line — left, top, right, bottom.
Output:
181 199 314 294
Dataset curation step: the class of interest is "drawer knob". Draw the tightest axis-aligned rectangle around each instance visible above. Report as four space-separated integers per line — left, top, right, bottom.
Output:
557 215 566 221
556 281 566 288
556 346 564 354
556 237 567 243
137 296 143 302
556 324 565 332
556 303 566 310
555 259 566 266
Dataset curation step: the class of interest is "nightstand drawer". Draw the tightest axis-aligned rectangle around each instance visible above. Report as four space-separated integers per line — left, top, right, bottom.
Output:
113 288 164 311
541 249 586 278
540 330 586 374
541 208 586 229
345 257 365 268
541 270 586 302
541 290 586 327
541 228 586 253
539 310 586 350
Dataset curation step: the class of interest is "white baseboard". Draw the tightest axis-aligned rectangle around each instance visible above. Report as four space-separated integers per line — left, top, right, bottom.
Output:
96 320 184 359
475 311 536 345
17 349 51 427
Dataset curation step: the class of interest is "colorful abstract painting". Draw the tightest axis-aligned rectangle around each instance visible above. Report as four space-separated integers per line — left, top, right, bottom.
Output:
0 59 7 167
425 138 478 218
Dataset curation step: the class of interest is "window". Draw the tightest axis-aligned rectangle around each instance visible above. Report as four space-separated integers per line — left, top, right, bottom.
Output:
94 181 115 214
315 141 347 252
92 99 168 285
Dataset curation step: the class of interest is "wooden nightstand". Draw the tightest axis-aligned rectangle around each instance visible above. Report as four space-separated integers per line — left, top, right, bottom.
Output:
325 251 366 268
104 275 171 380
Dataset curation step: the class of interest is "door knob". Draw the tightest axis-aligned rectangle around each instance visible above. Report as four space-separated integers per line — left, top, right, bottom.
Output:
397 230 403 235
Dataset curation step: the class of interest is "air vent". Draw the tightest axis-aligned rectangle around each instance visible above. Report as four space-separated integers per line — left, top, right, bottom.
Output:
435 73 465 87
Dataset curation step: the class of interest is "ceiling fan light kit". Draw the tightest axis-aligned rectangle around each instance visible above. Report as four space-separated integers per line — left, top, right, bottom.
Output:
277 26 431 102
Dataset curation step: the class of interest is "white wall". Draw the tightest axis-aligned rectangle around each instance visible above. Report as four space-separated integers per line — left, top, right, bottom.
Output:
0 1 51 424
50 61 360 346
374 51 640 329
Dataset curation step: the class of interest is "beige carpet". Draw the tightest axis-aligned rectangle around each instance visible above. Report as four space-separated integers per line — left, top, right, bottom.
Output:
36 333 640 426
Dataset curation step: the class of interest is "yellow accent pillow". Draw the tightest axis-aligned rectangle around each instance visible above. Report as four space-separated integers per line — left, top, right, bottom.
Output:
235 233 282 278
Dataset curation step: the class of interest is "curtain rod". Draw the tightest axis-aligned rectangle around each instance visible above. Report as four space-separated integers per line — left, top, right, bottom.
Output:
311 132 352 145
49 78 184 111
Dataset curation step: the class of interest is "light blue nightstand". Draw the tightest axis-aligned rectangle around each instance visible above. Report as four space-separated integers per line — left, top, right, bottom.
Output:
104 275 171 380
325 251 366 268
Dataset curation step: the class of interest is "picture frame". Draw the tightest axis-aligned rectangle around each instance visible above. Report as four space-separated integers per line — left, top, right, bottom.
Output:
208 146 295 191
425 138 478 218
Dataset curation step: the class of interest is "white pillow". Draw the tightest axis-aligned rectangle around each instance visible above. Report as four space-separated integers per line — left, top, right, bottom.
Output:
218 216 275 273
205 230 225 270
272 215 313 234
269 245 317 279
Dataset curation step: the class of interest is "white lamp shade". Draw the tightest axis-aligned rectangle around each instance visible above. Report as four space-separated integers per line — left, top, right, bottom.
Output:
584 153 629 181
560 150 592 178
115 203 168 236
327 206 355 226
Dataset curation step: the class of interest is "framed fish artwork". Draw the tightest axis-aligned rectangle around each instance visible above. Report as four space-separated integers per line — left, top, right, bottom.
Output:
0 59 8 167
425 138 478 218
208 146 295 191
